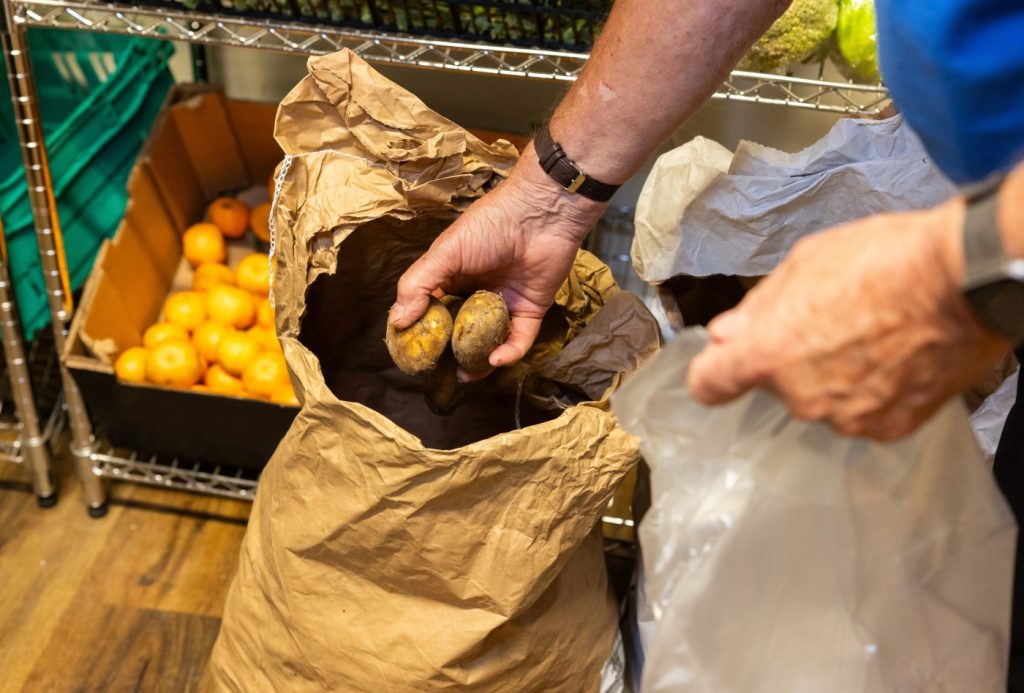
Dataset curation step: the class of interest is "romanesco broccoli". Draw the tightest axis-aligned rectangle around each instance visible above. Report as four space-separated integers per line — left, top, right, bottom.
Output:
740 0 839 74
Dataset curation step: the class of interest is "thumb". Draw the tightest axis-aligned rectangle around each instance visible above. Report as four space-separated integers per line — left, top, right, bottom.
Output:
489 314 543 369
392 253 450 329
686 338 761 406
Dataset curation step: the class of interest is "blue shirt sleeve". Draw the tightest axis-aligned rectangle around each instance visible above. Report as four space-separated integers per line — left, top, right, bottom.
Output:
876 0 1024 184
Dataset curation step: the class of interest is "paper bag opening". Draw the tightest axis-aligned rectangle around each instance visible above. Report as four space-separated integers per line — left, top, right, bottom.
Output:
299 216 567 449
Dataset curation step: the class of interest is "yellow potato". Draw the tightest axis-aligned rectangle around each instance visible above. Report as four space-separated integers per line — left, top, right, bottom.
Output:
451 291 510 375
385 297 453 377
422 351 464 416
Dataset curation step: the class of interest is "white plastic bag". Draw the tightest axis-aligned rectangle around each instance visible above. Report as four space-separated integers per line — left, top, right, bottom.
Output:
972 370 1019 464
632 116 956 283
613 330 1016 693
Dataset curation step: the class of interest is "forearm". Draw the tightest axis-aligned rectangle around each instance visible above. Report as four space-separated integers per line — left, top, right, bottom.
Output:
550 0 791 183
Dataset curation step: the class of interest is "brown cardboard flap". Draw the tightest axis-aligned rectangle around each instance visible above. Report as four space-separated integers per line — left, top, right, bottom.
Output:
170 91 249 198
81 263 141 362
145 116 205 233
103 218 170 335
225 99 283 184
123 165 180 286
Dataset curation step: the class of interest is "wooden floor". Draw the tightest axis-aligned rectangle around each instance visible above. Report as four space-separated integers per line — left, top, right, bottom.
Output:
0 441 251 693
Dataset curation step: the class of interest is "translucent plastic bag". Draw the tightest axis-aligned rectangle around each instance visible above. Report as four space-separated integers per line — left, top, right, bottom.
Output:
613 330 1016 693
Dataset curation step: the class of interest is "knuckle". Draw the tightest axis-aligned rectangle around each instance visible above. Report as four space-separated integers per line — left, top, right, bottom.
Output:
830 416 865 439
395 272 413 296
789 397 827 422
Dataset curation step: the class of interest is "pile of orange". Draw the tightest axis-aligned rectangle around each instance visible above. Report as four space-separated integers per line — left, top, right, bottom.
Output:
113 196 297 406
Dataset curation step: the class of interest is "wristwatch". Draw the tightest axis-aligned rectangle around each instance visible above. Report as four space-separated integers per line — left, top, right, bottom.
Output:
533 124 620 202
961 172 1024 344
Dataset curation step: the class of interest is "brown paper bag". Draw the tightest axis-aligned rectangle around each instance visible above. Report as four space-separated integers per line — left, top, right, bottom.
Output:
208 50 660 692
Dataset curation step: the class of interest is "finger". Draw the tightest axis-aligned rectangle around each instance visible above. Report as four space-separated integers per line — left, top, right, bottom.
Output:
393 253 451 329
456 365 492 384
687 339 763 405
706 308 747 342
489 314 543 368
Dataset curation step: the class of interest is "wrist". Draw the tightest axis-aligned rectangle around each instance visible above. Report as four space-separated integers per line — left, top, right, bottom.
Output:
507 142 608 244
936 192 1015 348
547 118 631 186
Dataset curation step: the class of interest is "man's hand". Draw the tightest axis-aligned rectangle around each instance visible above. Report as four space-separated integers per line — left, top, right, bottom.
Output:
392 146 606 379
688 198 1012 441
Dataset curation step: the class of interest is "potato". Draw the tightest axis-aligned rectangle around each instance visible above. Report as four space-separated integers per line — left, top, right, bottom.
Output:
451 291 510 375
422 351 464 416
385 297 453 377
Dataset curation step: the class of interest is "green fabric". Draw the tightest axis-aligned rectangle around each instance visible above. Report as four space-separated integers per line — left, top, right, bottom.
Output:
0 30 173 338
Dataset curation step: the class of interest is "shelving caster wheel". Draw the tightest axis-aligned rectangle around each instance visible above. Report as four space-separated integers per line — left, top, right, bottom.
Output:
36 491 58 508
87 501 108 519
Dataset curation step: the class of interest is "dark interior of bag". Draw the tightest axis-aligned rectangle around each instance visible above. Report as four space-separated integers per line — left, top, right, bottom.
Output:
299 217 565 450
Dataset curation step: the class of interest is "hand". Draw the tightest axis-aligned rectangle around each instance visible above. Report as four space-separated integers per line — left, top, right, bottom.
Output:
687 198 1012 441
392 145 606 380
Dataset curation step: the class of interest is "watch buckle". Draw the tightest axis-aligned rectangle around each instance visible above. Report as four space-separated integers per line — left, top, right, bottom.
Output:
566 172 587 194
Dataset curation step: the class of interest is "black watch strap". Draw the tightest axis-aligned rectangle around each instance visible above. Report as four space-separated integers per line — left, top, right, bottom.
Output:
534 125 620 202
962 172 1024 344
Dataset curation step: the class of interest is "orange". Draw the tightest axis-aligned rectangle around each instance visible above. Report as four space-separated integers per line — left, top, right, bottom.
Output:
257 297 274 329
163 291 207 332
235 253 271 295
192 262 236 292
207 197 250 239
217 330 260 376
193 320 231 363
251 201 272 243
143 322 190 349
204 364 245 395
114 347 148 383
271 383 299 406
146 341 203 388
206 284 256 329
191 384 212 393
246 326 277 352
242 351 289 398
183 223 227 267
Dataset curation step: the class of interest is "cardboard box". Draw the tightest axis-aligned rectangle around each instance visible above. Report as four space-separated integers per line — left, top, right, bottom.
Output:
64 86 297 469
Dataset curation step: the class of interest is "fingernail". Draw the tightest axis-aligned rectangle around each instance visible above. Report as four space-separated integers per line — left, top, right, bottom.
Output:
389 306 405 325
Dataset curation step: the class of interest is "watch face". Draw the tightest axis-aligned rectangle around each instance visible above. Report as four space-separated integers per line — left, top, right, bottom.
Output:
965 279 1024 343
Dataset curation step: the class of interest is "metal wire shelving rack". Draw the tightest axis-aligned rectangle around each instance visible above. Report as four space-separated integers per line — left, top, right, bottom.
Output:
13 0 890 113
1 0 890 516
0 222 65 506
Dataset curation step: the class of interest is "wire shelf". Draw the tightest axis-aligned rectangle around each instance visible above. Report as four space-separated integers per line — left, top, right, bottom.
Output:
0 394 65 464
89 440 260 500
0 326 67 465
11 0 890 114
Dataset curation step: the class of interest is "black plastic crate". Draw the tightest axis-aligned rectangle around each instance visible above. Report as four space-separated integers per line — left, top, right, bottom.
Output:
145 0 613 51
